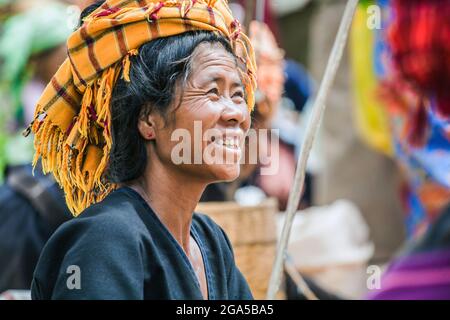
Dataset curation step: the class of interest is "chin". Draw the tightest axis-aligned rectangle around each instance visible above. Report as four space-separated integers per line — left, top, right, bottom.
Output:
210 163 241 182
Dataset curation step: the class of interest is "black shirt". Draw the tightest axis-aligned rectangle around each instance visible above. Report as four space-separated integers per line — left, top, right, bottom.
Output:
0 164 70 292
31 187 253 300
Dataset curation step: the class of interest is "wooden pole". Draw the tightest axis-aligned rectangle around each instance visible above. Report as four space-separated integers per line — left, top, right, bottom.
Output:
266 0 360 300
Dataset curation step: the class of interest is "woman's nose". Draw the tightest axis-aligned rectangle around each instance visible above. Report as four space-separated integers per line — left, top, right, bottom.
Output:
220 99 248 127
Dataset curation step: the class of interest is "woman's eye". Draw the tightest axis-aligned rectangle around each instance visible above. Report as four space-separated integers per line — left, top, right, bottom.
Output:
206 88 219 96
232 91 244 99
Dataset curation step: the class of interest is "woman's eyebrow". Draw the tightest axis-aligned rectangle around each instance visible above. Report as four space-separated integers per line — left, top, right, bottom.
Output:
205 75 243 88
231 80 244 89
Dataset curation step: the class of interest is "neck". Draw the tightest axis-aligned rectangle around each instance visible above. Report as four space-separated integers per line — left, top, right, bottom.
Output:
127 154 206 253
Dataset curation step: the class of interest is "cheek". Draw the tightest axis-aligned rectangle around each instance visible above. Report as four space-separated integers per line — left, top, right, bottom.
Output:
153 124 177 161
178 96 223 131
162 99 221 160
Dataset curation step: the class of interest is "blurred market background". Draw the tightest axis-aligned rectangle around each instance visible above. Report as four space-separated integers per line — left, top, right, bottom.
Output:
0 0 449 300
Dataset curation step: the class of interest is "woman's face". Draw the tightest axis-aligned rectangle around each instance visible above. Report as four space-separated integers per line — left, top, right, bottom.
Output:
147 42 251 183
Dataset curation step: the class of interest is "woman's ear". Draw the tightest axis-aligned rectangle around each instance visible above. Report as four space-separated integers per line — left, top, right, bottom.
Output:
137 113 157 141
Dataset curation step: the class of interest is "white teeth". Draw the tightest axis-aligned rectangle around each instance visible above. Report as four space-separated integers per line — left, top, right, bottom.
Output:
215 137 239 148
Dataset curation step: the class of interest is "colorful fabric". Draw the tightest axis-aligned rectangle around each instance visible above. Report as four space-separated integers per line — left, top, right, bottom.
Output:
0 1 72 182
388 0 450 146
350 0 393 156
368 206 450 300
389 96 450 237
367 249 450 299
25 0 257 215
377 0 450 237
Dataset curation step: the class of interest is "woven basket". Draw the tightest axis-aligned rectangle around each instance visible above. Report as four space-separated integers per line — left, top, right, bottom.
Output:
196 198 278 299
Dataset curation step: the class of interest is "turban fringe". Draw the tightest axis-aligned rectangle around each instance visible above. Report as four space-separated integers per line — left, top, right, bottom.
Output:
24 0 257 215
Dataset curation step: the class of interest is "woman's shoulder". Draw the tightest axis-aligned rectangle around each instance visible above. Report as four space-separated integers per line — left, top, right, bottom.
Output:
35 188 150 274
59 188 147 235
32 189 148 299
37 188 148 263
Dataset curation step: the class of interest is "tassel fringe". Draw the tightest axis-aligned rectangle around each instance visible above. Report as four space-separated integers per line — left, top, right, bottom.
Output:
30 62 127 215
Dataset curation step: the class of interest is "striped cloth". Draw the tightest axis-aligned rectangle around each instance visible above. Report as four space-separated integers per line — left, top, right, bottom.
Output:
367 205 450 299
24 0 257 215
367 249 450 299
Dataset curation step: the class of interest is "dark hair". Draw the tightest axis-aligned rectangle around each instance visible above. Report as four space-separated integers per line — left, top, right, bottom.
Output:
78 1 105 27
79 2 236 183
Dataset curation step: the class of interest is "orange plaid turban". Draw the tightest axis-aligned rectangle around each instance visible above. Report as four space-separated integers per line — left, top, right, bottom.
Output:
24 0 257 215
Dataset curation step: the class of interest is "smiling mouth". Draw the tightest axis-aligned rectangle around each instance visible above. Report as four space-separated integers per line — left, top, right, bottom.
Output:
213 136 240 150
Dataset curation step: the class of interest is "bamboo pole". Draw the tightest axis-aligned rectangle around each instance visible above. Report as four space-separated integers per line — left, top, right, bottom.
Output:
284 256 318 300
266 0 360 300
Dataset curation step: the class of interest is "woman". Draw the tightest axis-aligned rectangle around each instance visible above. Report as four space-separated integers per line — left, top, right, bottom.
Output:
28 0 256 300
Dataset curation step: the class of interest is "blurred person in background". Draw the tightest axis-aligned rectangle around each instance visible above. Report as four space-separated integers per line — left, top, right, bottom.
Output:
0 1 13 23
379 0 450 240
364 0 450 299
0 0 73 294
0 0 74 180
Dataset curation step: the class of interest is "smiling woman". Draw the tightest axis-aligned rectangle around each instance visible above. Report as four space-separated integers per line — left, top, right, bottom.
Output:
29 0 256 300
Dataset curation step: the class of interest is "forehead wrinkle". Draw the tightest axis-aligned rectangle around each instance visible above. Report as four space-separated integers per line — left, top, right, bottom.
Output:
192 55 238 75
205 75 244 89
189 61 242 90
185 42 244 91
189 43 238 70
